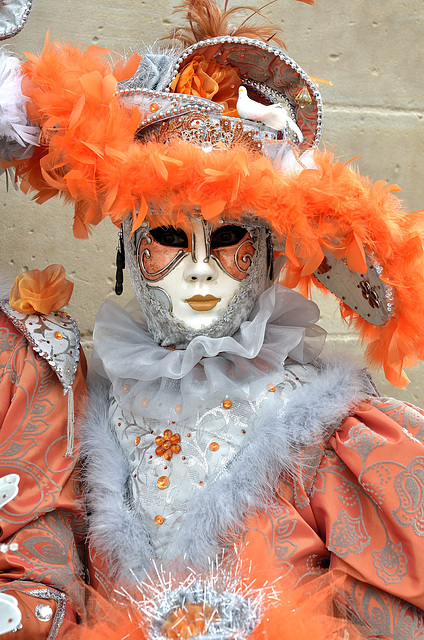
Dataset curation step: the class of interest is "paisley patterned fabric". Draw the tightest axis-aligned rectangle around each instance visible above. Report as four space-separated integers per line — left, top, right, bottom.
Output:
0 310 87 638
237 399 424 639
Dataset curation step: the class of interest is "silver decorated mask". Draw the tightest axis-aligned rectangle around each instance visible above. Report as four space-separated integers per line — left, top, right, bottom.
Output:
123 213 273 348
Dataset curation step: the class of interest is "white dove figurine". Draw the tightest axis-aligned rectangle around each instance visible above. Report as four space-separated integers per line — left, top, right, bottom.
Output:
236 86 303 143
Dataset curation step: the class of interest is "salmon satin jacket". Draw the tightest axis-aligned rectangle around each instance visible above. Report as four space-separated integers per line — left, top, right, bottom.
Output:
1 303 424 639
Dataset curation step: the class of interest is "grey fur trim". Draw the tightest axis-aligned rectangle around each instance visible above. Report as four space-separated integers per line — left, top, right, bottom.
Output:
166 358 373 566
118 46 179 93
83 375 153 582
83 358 374 579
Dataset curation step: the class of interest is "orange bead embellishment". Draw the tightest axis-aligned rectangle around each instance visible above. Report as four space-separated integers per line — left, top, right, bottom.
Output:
155 515 164 525
267 384 276 392
157 476 170 490
222 398 232 409
54 331 63 340
155 429 182 460
135 436 140 446
150 102 160 112
142 398 149 407
210 442 219 451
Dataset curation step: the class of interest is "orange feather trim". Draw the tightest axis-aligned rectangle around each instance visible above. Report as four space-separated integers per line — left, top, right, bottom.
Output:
8 39 424 385
16 36 141 237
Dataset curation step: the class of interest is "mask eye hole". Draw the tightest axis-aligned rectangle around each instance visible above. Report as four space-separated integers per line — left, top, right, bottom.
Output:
149 226 188 248
211 225 247 249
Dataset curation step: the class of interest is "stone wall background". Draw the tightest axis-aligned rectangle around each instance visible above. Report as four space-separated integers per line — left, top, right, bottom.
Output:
1 0 423 402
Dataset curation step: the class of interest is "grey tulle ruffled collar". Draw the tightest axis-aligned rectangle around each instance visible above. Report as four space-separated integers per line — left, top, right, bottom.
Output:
90 284 326 422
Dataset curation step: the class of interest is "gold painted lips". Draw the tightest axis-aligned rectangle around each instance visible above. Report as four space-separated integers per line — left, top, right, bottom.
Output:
185 295 221 311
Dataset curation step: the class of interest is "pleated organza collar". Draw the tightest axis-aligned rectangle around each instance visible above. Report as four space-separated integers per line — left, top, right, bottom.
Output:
91 284 326 422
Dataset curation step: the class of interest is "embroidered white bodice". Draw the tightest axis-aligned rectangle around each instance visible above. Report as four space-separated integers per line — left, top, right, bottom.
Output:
110 361 316 560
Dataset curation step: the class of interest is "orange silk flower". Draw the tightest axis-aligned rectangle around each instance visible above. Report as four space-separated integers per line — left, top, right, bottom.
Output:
9 264 74 315
170 55 241 116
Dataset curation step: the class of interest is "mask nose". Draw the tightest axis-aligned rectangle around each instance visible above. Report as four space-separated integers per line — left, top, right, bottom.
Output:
184 260 218 283
183 218 218 283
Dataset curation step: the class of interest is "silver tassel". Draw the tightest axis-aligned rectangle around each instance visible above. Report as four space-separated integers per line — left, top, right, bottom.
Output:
65 385 75 457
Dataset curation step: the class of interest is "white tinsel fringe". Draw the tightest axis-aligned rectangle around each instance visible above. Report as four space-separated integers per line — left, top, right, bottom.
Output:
0 48 39 172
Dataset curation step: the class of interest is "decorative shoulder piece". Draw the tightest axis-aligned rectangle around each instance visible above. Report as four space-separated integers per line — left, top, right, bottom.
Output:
0 301 80 391
0 302 80 456
0 264 79 456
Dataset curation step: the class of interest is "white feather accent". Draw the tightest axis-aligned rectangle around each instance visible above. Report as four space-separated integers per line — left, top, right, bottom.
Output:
264 142 317 176
0 49 39 170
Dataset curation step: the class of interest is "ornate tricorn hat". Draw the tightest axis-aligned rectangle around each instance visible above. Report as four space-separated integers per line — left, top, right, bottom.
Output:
1 0 424 387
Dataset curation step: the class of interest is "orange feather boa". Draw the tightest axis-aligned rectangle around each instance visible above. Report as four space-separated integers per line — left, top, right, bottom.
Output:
6 38 424 387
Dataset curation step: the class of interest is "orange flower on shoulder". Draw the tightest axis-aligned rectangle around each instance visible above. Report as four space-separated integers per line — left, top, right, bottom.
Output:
9 264 74 315
170 55 241 116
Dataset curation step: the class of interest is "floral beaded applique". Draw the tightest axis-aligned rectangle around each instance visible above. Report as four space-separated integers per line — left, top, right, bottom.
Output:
155 429 182 461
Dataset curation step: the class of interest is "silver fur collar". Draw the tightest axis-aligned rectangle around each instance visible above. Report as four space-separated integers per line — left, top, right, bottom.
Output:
83 358 374 583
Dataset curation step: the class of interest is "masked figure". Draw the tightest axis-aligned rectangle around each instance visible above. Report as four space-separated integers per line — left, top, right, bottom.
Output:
1 1 424 639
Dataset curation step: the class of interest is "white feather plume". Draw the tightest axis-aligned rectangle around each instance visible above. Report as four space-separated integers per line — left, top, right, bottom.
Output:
264 141 317 176
0 49 39 172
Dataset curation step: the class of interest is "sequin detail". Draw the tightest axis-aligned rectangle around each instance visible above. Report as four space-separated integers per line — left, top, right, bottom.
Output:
157 476 170 490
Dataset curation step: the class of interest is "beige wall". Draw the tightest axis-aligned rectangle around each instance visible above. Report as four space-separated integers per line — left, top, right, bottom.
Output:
1 1 423 401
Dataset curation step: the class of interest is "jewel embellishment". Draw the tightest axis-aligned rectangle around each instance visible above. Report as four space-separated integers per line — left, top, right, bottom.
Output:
157 476 170 490
222 398 232 409
359 280 381 308
155 429 181 461
35 604 53 622
294 86 312 109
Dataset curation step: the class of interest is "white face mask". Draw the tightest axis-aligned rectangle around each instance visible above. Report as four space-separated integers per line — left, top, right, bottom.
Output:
124 214 272 348
138 217 255 332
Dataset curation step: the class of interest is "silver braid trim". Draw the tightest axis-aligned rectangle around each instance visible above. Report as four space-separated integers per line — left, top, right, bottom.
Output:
26 589 67 640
